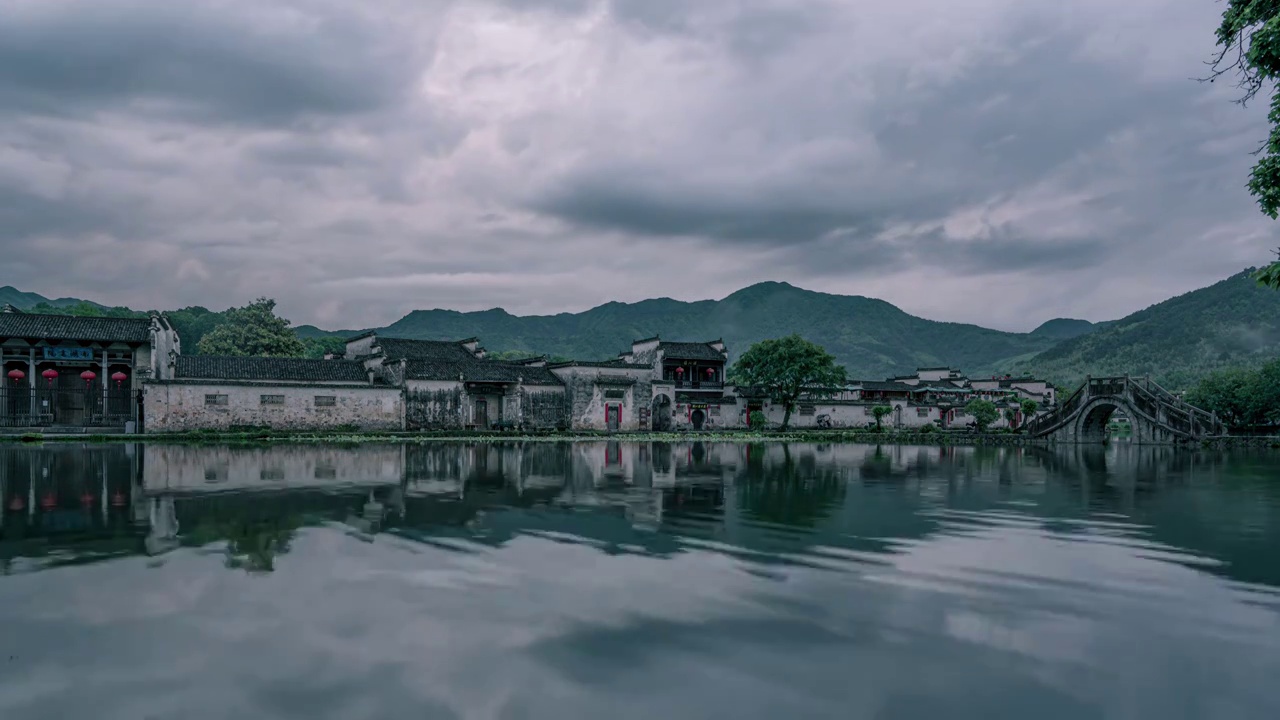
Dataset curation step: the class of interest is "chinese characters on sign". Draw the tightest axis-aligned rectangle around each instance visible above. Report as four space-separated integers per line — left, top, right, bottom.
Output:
42 347 95 361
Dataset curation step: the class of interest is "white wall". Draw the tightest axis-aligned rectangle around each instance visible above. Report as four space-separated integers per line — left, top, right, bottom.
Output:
143 382 404 432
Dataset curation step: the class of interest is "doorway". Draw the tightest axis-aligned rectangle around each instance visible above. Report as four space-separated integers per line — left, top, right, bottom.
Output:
691 408 706 430
475 399 489 428
606 404 621 432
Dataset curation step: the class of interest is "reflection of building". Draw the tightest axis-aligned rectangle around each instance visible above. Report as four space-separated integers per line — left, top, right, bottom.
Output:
1 307 179 430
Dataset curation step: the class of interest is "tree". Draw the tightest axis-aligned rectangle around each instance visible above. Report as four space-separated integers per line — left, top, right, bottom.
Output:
1209 2 1280 288
964 399 999 432
871 405 893 431
1185 367 1257 427
1020 399 1039 417
727 334 848 430
195 298 306 357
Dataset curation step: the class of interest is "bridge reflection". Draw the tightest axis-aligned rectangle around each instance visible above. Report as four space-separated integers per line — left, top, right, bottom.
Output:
1 441 1277 587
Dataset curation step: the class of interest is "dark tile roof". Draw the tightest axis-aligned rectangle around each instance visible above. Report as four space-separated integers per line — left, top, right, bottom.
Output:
548 359 647 369
658 341 725 361
856 380 916 392
376 337 477 362
0 312 152 343
403 358 563 386
176 356 370 383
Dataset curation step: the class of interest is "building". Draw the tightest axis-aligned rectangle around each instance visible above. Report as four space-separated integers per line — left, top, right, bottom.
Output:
142 355 403 432
344 333 567 430
1 306 179 429
619 336 735 430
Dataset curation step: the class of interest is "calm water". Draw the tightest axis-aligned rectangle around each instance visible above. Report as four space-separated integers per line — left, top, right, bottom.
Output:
1 441 1278 719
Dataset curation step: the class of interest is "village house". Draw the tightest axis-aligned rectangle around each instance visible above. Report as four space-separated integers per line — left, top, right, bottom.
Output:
618 336 735 430
342 332 567 430
1 306 178 430
142 355 403 433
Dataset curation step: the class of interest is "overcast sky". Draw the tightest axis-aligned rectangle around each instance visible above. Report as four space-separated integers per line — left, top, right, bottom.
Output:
1 0 1274 332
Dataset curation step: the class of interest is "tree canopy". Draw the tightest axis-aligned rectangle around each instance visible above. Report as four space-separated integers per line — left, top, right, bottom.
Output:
728 334 848 429
1184 358 1280 429
1211 1 1280 288
964 399 999 432
195 298 306 357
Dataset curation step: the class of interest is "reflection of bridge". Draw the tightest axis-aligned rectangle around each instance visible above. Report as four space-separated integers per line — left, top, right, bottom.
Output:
1024 376 1223 444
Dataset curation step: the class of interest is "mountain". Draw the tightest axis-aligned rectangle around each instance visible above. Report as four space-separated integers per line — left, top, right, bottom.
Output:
0 286 104 311
1030 318 1098 341
1014 270 1280 390
316 281 1063 379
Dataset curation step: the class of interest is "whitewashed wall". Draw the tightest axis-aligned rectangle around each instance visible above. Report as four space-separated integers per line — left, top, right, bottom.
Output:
143 382 404 432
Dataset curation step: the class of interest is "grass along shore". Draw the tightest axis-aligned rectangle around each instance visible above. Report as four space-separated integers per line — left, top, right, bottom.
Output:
2 427 1272 448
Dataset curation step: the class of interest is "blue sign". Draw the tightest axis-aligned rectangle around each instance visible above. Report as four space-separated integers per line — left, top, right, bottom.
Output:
43 347 95 361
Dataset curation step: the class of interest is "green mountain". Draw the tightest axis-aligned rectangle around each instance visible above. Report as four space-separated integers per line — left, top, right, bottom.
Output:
306 281 1064 379
1014 270 1280 390
0 286 104 311
1030 318 1098 341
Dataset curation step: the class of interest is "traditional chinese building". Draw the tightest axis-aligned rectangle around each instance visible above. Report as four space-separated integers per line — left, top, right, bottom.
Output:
0 306 178 430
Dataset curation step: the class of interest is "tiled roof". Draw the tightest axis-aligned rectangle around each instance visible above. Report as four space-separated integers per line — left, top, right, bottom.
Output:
548 359 647 369
658 341 725 361
856 380 916 392
404 358 563 386
176 356 370 383
376 337 477 362
0 312 152 343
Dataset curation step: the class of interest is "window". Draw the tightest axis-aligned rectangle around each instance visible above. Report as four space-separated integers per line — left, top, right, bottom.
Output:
261 394 285 406
314 395 337 407
260 468 285 481
205 394 228 406
798 404 816 416
315 466 337 480
917 408 931 417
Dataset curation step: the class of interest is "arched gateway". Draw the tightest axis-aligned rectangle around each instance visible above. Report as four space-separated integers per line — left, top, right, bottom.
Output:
1024 376 1223 444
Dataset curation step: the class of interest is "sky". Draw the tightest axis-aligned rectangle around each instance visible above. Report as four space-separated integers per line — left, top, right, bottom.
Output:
0 0 1276 333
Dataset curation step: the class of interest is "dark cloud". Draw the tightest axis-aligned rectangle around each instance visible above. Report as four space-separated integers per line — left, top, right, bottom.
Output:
0 1 420 125
0 0 1273 331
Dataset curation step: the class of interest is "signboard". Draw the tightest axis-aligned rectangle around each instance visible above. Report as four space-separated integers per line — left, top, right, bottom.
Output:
43 347 95 361
690 403 709 410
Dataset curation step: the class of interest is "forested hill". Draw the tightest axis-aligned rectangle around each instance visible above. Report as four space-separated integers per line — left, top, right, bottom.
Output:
1013 270 1280 390
10 269 1280 387
301 282 1064 379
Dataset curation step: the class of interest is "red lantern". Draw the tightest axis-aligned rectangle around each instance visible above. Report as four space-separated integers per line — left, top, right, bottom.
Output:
706 368 714 377
80 370 96 388
42 368 58 387
111 371 128 389
41 493 56 510
7 369 24 385
675 367 684 375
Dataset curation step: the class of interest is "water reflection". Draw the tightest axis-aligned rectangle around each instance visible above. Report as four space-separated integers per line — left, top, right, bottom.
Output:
2 440 1280 718
0 441 1276 589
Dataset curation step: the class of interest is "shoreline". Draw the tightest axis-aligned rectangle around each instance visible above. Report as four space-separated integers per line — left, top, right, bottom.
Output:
2 429 1276 449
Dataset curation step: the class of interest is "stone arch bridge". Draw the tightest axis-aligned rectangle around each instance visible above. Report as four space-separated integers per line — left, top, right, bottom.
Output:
1024 376 1223 444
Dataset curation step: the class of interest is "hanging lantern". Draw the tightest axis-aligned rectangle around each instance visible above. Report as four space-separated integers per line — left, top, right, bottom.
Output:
41 493 56 510
111 371 128 389
675 367 684 376
80 370 96 388
706 367 714 377
111 491 126 507
8 496 23 511
42 368 58 387
7 368 24 385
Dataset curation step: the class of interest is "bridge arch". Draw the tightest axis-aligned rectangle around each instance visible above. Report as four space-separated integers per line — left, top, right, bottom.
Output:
1025 376 1222 445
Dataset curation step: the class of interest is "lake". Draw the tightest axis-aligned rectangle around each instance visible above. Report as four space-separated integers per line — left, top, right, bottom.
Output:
1 441 1278 719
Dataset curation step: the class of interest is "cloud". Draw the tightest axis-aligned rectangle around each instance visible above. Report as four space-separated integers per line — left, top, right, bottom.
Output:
0 0 1274 333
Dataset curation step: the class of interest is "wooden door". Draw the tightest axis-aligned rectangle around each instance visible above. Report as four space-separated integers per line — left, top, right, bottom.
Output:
475 399 488 428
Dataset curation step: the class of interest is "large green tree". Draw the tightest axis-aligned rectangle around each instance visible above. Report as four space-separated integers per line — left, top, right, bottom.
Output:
1185 358 1280 429
1211 1 1280 288
195 298 306 357
964 399 999 432
728 334 848 430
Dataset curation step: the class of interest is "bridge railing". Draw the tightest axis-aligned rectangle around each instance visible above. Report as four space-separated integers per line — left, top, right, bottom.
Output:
1024 378 1090 436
